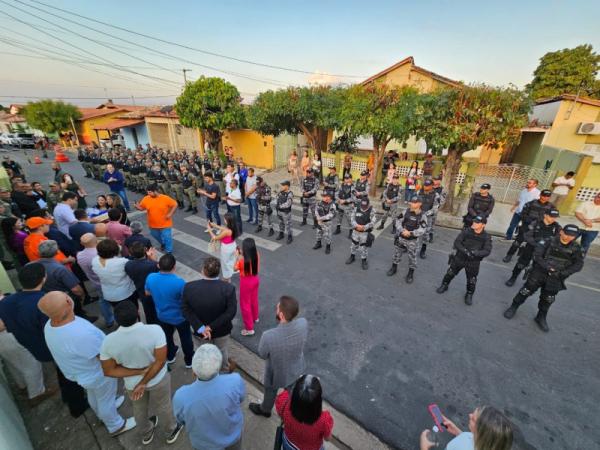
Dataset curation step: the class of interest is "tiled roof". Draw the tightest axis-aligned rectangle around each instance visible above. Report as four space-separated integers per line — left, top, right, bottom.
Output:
361 56 460 87
92 118 144 131
535 94 600 108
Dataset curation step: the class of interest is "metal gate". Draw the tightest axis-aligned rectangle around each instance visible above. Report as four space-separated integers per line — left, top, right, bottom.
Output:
273 134 298 169
472 164 556 203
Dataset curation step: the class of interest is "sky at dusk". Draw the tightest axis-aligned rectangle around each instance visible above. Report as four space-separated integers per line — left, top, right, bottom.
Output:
1 0 599 106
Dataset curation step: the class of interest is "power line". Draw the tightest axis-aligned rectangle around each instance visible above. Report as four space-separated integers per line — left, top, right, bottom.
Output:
0 76 179 93
12 0 288 87
0 94 178 100
27 0 366 79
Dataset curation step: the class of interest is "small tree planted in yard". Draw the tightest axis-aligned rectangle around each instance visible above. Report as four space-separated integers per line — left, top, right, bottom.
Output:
175 76 245 152
415 85 530 213
21 100 81 135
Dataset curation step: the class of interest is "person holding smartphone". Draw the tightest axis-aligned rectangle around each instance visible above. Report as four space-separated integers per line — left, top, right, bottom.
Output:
420 405 513 450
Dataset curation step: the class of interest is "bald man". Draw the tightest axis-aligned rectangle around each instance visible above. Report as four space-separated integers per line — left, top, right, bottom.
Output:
39 291 136 436
77 233 114 327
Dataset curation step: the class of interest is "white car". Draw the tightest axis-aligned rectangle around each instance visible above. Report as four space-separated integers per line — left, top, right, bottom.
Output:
15 133 35 148
0 133 17 146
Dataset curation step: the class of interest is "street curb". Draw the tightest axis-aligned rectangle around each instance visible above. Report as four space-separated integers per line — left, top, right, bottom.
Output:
229 339 393 450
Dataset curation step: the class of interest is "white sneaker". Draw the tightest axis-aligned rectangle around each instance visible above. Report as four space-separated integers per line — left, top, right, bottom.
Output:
254 318 260 323
115 395 125 409
241 329 255 336
111 417 136 436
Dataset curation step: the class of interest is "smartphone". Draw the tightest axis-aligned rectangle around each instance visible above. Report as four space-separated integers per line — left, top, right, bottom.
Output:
428 404 445 432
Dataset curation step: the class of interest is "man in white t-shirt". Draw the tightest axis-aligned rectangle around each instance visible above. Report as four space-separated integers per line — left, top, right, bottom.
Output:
223 163 239 195
575 192 600 256
225 179 243 234
100 301 183 445
39 291 135 436
551 171 575 208
245 168 258 225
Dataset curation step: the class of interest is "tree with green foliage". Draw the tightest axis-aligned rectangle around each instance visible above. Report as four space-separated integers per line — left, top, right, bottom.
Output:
415 85 530 213
247 85 345 157
527 44 600 100
20 100 81 135
175 76 245 152
339 84 420 195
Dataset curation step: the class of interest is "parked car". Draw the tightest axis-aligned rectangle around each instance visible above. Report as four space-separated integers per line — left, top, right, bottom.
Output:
0 133 17 146
15 133 35 148
99 133 125 149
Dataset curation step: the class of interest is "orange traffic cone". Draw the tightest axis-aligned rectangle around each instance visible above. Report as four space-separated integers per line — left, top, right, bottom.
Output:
34 156 42 164
55 149 70 163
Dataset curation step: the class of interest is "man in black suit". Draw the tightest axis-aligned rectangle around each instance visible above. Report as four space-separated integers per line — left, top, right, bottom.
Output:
182 257 237 372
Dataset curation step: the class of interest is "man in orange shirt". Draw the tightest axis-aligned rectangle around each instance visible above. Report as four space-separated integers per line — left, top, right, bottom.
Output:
134 184 178 253
23 217 74 265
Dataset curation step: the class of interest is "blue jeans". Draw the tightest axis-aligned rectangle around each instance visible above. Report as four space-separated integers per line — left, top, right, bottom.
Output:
160 320 194 366
247 197 258 223
505 212 521 239
404 186 415 202
579 230 598 255
112 189 130 210
230 205 243 234
98 294 114 327
150 227 173 253
205 202 221 225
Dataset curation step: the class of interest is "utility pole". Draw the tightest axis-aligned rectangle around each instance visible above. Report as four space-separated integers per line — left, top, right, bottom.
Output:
182 68 191 85
131 95 136 106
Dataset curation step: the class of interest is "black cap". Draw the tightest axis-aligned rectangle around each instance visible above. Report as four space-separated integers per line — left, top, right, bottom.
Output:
306 168 313 174
540 189 552 197
423 179 433 186
256 176 263 183
480 183 491 190
360 170 369 176
343 173 352 179
562 224 579 236
409 195 422 203
360 198 370 207
322 191 332 198
280 180 290 186
547 209 560 218
472 215 487 224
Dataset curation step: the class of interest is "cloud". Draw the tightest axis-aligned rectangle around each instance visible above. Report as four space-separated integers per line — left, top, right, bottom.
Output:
307 71 343 87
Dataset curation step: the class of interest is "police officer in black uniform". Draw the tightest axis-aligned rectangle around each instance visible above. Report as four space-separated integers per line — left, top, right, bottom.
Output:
353 170 370 206
436 216 492 305
323 166 339 199
505 209 561 286
503 224 584 332
463 183 495 228
503 189 554 263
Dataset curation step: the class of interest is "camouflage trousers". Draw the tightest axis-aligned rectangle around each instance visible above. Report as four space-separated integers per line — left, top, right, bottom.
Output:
380 203 399 224
302 198 316 221
393 236 419 269
337 204 353 227
350 230 369 259
183 186 197 208
316 221 333 245
82 162 94 177
258 204 273 228
277 211 292 235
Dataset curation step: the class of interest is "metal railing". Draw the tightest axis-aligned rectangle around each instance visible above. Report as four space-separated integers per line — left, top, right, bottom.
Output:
471 164 556 203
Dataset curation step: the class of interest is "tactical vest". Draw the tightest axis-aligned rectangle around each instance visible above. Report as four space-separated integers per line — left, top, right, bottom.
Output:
384 184 401 200
213 169 223 181
434 186 444 196
461 229 489 252
166 170 180 183
401 210 425 239
302 177 317 197
543 237 578 271
181 174 194 188
532 221 560 244
324 175 338 195
471 193 493 215
257 185 272 205
354 180 368 196
276 191 292 213
317 201 334 220
122 164 131 173
338 184 353 201
84 154 92 163
523 200 552 224
203 158 212 170
354 207 373 226
420 191 436 212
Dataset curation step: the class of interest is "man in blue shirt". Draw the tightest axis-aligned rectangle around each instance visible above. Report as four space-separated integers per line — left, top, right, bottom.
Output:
145 253 193 368
173 344 245 450
103 163 130 211
198 172 221 225
0 263 88 416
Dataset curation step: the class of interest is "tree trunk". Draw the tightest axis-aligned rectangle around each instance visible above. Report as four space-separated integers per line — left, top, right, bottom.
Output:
440 145 464 214
369 137 388 196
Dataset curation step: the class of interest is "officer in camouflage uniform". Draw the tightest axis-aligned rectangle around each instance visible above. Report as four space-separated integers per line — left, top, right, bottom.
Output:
45 182 64 214
139 159 153 192
275 180 293 244
377 173 402 232
505 209 561 286
436 216 492 305
165 161 184 207
82 148 94 178
463 183 495 228
334 174 354 238
255 177 274 236
352 170 370 207
313 191 336 254
503 190 554 263
122 157 134 189
300 169 318 227
503 224 584 332
418 179 441 258
346 198 376 270
96 152 108 180
148 164 167 194
387 195 427 283
323 166 339 199
180 165 198 213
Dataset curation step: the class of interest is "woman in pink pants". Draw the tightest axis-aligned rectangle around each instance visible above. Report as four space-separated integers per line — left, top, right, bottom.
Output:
235 238 260 336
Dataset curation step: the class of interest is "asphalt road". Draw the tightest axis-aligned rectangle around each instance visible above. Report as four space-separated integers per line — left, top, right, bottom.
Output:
7 147 600 450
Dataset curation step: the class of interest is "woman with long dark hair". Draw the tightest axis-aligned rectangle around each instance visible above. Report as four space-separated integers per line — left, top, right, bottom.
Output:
87 194 108 219
405 160 420 202
207 212 238 282
106 193 129 225
60 172 87 209
235 237 260 336
276 374 334 450
2 217 28 265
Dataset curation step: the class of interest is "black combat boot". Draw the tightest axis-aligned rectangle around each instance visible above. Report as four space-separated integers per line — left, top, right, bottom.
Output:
534 309 550 332
313 240 322 250
178 201 184 209
419 243 427 259
287 234 293 244
325 244 331 254
505 270 519 287
193 207 198 214
405 268 414 284
386 263 397 276
185 206 193 212
503 300 522 319
348 229 353 239
301 218 307 226
256 225 263 233
502 242 519 263
377 219 386 230
428 232 434 243
361 259 368 270
345 254 355 265
276 231 284 241
436 271 453 293
464 292 474 305
391 224 396 235
268 228 274 237
313 219 318 229
436 283 449 294
334 225 341 235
